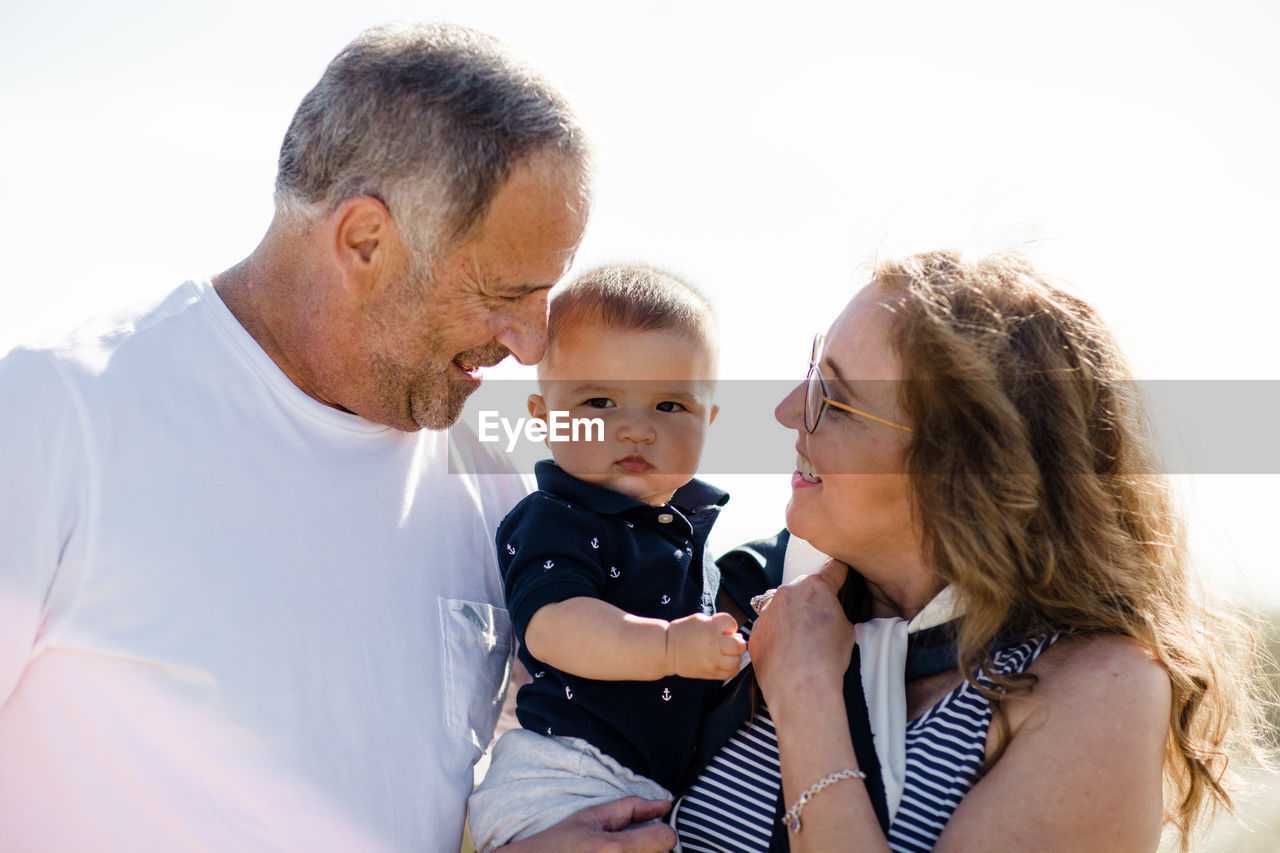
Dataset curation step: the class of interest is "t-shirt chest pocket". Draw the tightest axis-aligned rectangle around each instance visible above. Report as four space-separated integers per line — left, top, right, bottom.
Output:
437 597 514 755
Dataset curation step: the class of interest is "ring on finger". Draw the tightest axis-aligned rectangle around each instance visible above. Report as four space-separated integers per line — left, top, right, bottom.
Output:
750 588 778 615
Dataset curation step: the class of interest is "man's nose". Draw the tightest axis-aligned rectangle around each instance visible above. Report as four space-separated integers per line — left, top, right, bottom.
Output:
494 293 550 366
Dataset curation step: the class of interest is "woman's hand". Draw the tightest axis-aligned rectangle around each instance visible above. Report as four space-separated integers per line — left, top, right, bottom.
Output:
495 797 676 853
748 560 855 714
749 561 883 853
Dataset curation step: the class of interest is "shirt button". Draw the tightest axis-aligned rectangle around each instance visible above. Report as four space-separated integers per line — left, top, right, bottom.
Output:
657 513 674 524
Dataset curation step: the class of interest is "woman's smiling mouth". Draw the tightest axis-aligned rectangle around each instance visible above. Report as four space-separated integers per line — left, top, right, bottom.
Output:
796 451 822 483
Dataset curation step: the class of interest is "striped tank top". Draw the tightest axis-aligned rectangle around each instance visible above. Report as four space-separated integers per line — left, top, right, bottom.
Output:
673 634 1059 852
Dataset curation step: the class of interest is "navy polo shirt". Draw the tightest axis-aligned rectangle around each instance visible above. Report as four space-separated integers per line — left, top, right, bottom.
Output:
498 460 730 792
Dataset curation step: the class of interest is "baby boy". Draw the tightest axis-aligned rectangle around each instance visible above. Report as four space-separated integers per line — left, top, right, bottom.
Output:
467 263 745 850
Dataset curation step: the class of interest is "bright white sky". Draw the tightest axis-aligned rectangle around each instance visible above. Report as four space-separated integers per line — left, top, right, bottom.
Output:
3 0 1277 605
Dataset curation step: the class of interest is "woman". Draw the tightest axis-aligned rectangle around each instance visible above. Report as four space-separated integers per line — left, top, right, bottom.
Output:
503 250 1268 853
670 250 1269 852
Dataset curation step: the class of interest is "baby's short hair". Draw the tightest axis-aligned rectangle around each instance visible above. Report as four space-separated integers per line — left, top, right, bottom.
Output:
543 264 718 372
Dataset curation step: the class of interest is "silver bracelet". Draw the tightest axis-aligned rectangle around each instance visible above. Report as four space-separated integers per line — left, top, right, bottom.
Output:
780 768 867 833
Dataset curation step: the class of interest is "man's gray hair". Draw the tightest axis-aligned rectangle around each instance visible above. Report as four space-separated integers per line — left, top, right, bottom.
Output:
275 21 590 259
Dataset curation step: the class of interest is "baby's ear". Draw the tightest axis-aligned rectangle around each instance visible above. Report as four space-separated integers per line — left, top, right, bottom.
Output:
708 403 720 425
528 394 548 421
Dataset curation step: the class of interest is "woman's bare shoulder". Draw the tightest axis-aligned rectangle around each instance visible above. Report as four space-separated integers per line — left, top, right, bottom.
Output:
1028 632 1169 706
944 633 1171 851
993 632 1169 750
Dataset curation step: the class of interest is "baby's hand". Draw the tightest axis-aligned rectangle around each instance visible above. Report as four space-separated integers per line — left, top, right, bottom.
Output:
665 612 746 680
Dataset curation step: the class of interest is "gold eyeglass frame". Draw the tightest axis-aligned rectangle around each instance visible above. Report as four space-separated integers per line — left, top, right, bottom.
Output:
805 333 915 434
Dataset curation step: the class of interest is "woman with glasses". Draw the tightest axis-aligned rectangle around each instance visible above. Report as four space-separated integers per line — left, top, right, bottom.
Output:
668 250 1269 852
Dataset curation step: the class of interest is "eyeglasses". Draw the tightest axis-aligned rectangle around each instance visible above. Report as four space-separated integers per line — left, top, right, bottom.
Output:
804 333 915 434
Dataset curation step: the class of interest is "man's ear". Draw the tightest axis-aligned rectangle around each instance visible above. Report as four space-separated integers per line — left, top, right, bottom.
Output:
331 196 394 295
709 403 719 425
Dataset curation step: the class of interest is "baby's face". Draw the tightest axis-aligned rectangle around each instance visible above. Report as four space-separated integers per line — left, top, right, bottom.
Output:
531 323 718 506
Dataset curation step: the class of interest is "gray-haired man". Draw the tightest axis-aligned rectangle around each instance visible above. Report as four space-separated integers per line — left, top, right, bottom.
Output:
0 22 671 852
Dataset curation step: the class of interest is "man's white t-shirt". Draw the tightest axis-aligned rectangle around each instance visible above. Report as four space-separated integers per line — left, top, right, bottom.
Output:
0 280 527 851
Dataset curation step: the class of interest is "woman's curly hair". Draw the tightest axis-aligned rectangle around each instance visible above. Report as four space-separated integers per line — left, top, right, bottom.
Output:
872 250 1273 848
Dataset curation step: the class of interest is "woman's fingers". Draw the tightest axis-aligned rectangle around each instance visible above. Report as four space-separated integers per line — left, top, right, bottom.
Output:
754 559 846 615
749 564 856 701
813 558 849 594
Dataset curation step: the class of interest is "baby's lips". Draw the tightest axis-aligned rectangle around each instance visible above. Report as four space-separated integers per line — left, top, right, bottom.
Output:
615 455 653 473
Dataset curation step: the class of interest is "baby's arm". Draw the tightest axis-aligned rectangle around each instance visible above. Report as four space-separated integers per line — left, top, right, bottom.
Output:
525 598 745 682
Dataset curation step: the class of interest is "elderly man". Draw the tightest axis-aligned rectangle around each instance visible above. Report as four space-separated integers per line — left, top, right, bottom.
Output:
0 23 671 853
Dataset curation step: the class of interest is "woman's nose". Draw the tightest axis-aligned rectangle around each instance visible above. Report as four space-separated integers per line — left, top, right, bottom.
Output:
775 381 806 429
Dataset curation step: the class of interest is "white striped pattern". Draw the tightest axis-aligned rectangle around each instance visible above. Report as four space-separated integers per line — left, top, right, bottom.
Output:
672 634 1057 852
887 635 1057 852
674 703 779 852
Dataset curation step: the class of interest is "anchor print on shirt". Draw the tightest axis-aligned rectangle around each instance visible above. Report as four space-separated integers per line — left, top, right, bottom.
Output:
623 520 634 529
673 549 683 559
543 560 555 571
590 537 600 549
609 567 621 579
565 685 574 700
659 594 671 605
661 687 672 702
533 671 546 679
506 544 516 555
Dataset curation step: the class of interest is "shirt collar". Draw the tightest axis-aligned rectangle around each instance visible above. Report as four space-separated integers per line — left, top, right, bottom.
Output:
533 459 729 516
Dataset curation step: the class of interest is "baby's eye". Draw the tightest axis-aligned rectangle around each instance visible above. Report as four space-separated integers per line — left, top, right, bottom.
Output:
584 398 616 409
656 401 687 413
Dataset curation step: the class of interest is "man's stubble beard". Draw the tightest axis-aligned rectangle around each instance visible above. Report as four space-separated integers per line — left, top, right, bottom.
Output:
408 335 511 430
373 251 509 432
408 368 474 431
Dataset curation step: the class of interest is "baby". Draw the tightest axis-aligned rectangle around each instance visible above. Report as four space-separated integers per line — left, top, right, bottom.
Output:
467 264 746 850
